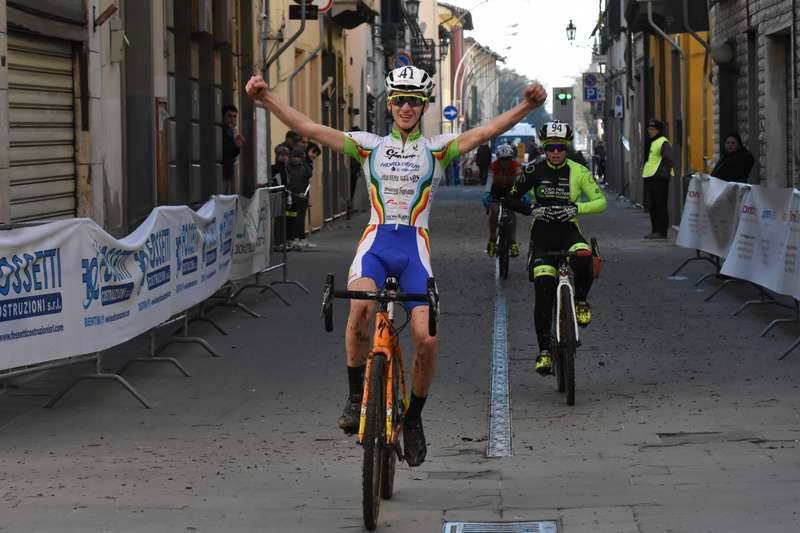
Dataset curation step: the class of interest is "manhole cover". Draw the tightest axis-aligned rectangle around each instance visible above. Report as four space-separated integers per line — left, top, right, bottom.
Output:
442 521 558 533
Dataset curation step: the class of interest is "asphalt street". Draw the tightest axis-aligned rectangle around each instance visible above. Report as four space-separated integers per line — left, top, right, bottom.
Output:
2 185 800 533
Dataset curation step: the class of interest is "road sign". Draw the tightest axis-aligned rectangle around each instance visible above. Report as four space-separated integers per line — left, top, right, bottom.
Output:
582 72 605 102
292 0 333 12
443 105 458 121
394 50 412 69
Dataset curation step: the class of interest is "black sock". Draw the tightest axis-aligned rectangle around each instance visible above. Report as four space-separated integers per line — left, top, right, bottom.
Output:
347 365 365 399
405 393 427 422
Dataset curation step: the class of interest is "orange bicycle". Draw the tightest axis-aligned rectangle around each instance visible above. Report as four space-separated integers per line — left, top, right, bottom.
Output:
322 274 438 531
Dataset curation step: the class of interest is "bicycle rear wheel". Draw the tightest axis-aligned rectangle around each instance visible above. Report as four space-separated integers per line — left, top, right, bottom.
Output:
498 240 509 279
553 339 566 393
380 358 400 500
363 355 387 531
558 286 577 405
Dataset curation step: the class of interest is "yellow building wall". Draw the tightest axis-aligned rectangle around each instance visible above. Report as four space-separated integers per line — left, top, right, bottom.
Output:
647 33 714 175
257 1 350 229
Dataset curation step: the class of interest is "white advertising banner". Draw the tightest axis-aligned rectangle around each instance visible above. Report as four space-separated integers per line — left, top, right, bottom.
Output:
720 186 798 298
0 195 237 372
230 187 272 281
676 174 746 258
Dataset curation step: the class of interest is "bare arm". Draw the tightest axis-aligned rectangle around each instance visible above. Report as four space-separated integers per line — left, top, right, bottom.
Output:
457 83 547 155
245 75 345 153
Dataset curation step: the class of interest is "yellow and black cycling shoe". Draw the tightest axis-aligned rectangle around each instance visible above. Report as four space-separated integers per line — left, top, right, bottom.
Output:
535 350 553 376
510 242 520 257
486 241 496 257
576 301 592 327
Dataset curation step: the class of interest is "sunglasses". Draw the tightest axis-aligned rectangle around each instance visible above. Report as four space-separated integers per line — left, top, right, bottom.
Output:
388 94 427 107
544 144 568 153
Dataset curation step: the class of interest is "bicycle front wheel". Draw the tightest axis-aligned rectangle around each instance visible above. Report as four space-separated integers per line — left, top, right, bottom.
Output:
380 358 400 500
363 355 387 531
558 285 577 405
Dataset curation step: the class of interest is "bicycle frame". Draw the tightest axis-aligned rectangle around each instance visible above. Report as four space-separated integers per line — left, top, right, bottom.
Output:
357 303 409 446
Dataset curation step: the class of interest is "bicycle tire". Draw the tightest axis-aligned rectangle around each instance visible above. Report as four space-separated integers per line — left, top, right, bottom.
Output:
380 359 400 500
558 285 577 405
498 241 509 279
553 340 566 393
362 355 387 531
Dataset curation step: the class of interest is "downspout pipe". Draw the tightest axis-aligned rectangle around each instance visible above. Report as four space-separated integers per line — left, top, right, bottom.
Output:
263 2 306 75
683 0 712 172
260 1 307 186
289 17 325 107
647 0 688 180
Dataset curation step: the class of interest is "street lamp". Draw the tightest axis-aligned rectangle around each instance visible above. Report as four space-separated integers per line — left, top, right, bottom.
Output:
405 0 420 20
566 19 576 43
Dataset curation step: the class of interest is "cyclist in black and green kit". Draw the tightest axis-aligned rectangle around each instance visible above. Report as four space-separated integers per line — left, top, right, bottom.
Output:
503 121 606 375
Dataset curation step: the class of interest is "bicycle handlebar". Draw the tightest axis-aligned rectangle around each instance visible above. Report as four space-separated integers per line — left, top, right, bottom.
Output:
322 274 439 336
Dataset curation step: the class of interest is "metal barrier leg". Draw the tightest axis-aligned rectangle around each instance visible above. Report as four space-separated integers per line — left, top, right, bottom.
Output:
44 353 153 409
672 250 719 277
693 271 719 287
704 278 747 303
160 315 221 357
731 289 794 317
118 331 191 377
270 279 310 294
259 283 292 305
760 300 800 337
183 302 228 335
777 337 800 360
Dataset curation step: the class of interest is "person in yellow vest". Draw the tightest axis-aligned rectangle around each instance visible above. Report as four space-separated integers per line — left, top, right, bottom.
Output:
641 119 675 239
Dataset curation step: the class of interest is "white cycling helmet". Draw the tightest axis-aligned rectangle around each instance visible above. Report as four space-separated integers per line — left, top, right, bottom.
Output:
496 143 516 159
539 121 574 144
385 65 435 97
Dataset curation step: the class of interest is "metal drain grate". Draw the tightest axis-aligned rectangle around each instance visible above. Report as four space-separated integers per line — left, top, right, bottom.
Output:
442 521 558 533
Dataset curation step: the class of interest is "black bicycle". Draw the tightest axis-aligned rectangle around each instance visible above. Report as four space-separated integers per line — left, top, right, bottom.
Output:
495 201 513 279
322 275 438 531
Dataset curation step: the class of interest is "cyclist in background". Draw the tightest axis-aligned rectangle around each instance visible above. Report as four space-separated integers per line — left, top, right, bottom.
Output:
483 143 521 257
247 66 547 466
502 121 606 375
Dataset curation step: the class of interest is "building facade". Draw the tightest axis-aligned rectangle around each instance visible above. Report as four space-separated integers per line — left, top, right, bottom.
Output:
709 0 799 188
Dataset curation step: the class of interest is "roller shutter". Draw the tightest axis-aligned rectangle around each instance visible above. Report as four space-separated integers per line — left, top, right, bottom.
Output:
8 32 76 222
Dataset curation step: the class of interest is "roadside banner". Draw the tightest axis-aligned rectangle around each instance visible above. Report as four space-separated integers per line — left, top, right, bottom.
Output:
720 186 798 298
0 195 237 372
230 187 271 281
676 174 746 258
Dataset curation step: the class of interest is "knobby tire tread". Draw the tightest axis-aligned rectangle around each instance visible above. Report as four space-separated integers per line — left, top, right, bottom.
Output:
559 285 577 405
362 355 387 531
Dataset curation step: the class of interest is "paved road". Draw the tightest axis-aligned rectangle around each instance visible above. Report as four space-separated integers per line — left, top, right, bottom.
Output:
2 186 800 533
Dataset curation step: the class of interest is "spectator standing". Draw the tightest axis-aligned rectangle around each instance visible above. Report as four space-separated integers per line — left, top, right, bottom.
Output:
593 140 606 183
641 119 675 239
285 146 313 250
277 130 302 153
222 104 246 193
476 143 493 185
271 145 290 249
711 133 755 183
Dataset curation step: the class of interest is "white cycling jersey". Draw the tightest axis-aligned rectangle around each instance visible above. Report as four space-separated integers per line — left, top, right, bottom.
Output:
343 128 460 229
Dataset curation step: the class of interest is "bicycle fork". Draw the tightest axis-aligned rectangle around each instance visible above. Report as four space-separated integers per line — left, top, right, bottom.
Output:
357 310 409 446
554 265 580 346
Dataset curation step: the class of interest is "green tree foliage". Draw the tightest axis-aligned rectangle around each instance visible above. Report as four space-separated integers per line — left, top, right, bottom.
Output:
498 67 552 127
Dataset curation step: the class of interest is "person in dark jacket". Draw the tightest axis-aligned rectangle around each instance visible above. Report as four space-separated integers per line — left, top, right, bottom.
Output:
476 143 493 185
222 104 246 193
270 146 290 248
286 146 313 247
641 119 675 239
711 133 755 183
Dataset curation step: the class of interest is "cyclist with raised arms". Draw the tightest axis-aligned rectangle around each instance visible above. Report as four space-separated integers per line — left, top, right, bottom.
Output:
246 67 547 466
503 121 606 376
482 143 522 258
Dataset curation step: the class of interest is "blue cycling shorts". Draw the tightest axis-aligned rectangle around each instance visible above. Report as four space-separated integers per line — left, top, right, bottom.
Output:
348 224 432 310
